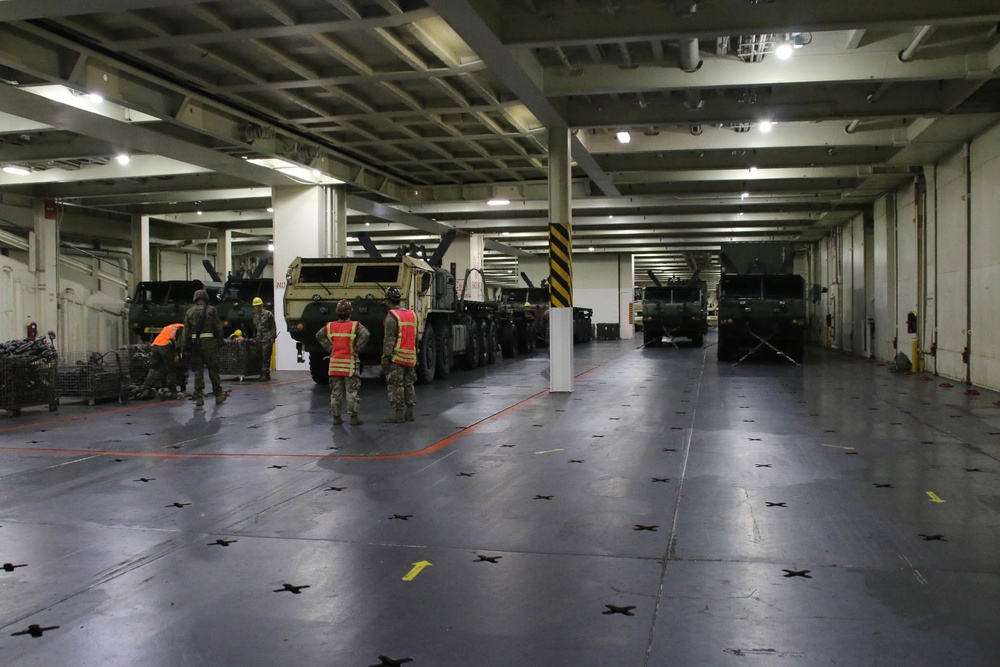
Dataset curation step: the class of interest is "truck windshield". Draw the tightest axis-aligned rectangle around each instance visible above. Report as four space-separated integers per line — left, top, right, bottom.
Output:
133 283 171 304
223 281 263 302
299 266 344 283
354 265 400 284
645 286 700 303
502 288 547 304
762 275 805 299
721 275 804 299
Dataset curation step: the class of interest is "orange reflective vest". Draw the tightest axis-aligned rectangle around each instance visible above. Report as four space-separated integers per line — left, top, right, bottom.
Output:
387 309 417 367
325 320 360 377
152 323 183 347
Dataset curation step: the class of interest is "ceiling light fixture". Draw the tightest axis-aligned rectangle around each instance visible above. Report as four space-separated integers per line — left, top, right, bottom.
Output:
588 246 595 252
115 154 130 165
267 243 275 252
2 165 30 176
487 198 510 206
759 120 774 133
616 131 631 144
741 192 749 199
266 207 274 213
775 43 793 60
87 92 104 104
749 166 758 173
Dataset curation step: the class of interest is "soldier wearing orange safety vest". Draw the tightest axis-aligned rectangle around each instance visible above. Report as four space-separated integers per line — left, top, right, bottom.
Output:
380 286 417 423
140 322 184 400
316 299 370 426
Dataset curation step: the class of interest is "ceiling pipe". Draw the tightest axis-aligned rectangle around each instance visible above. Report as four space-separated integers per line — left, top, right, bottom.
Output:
898 25 935 62
679 38 702 72
845 119 861 134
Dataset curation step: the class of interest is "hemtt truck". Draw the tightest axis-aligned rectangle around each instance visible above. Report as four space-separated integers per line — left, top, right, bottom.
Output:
641 271 708 347
495 272 593 355
716 243 807 362
283 236 501 385
127 280 207 341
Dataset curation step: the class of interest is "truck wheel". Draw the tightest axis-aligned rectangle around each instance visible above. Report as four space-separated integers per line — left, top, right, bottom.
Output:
716 339 731 361
476 322 489 367
461 322 480 369
435 324 452 379
500 323 518 358
416 323 437 383
485 321 498 364
692 334 704 347
309 351 329 385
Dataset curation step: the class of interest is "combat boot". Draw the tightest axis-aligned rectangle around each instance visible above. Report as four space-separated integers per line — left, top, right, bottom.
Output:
384 410 406 423
333 414 343 425
214 391 227 405
195 394 204 407
404 406 414 422
349 413 363 426
260 372 271 382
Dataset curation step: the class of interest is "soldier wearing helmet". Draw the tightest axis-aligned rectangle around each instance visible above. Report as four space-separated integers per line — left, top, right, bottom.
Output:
251 295 277 381
381 286 417 423
316 298 370 426
179 288 227 407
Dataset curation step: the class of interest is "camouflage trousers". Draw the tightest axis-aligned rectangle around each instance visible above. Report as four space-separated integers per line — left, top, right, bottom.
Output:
188 340 223 397
385 363 416 412
257 336 274 373
142 344 178 392
329 375 361 416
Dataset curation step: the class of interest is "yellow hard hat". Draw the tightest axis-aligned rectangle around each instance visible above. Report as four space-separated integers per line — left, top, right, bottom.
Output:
230 329 244 338
252 297 264 306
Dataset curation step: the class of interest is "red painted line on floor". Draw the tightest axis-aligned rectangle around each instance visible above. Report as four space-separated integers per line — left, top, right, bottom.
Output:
0 362 606 461
0 377 311 434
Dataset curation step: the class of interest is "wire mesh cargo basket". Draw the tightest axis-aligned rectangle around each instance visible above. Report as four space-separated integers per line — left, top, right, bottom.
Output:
218 339 262 380
57 351 129 405
1 355 59 416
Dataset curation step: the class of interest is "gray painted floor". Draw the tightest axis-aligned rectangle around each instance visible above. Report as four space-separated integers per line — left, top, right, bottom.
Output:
2 333 999 666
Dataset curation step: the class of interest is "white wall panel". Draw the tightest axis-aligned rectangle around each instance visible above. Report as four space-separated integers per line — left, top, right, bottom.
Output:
934 150 970 379
896 182 919 361
872 195 894 360
0 254 38 343
573 253 624 326
969 124 1000 389
840 224 854 353
158 249 189 280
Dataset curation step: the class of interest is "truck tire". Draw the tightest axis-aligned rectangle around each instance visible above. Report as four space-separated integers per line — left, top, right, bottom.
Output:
461 322 481 369
476 321 489 367
435 324 452 379
309 351 329 385
416 323 437 384
485 321 498 364
500 322 518 358
643 331 660 347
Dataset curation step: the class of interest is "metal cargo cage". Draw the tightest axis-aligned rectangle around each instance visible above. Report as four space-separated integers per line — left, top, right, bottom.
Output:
118 343 152 385
1 355 59 416
218 338 263 381
57 351 129 405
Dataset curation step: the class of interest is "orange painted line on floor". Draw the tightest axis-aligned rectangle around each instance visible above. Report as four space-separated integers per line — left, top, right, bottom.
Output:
0 377 311 434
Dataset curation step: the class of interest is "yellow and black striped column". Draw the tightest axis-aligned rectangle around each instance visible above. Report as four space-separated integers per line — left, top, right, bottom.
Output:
548 221 573 308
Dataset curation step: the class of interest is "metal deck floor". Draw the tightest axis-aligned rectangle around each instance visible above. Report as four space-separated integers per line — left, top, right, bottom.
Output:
2 334 1000 666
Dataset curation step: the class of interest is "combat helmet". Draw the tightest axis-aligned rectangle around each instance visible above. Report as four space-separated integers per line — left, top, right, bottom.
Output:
193 289 210 303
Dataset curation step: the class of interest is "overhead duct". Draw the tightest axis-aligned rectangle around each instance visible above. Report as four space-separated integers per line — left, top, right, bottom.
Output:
898 25 935 62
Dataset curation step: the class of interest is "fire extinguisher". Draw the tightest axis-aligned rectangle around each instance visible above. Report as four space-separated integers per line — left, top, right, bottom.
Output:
26 322 38 340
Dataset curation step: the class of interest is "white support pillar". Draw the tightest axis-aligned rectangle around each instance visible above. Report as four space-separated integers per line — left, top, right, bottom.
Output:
329 185 348 258
444 233 486 301
33 199 58 337
548 127 573 393
215 229 232 280
272 185 332 370
131 214 151 285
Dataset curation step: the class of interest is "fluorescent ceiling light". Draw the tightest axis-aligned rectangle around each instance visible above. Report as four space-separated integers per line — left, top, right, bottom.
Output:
2 165 30 175
267 243 275 252
245 157 344 184
741 192 749 199
759 120 774 133
775 43 793 60
749 166 758 173
588 246 595 252
266 207 274 213
115 154 130 165
87 93 104 104
616 131 631 144
487 198 510 206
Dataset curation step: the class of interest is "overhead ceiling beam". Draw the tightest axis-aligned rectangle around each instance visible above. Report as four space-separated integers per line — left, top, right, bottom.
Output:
346 195 456 236
426 0 620 197
0 0 199 21
483 238 536 258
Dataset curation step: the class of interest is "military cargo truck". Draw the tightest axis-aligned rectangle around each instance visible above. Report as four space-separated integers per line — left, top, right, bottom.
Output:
716 243 806 362
641 272 708 347
217 278 274 338
496 273 593 354
284 234 501 384
127 280 206 341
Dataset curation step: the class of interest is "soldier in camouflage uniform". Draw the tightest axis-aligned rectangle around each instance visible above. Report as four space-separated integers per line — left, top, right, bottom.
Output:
381 287 417 423
179 289 227 407
317 299 370 426
140 322 183 400
251 296 277 381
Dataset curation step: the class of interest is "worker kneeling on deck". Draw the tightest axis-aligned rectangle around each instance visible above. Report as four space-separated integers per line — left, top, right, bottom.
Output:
140 322 183 400
381 287 416 423
317 299 369 426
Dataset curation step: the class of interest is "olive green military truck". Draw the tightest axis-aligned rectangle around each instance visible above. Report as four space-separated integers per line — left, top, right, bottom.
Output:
283 233 501 384
127 280 207 341
716 243 807 362
495 273 593 355
641 272 708 347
